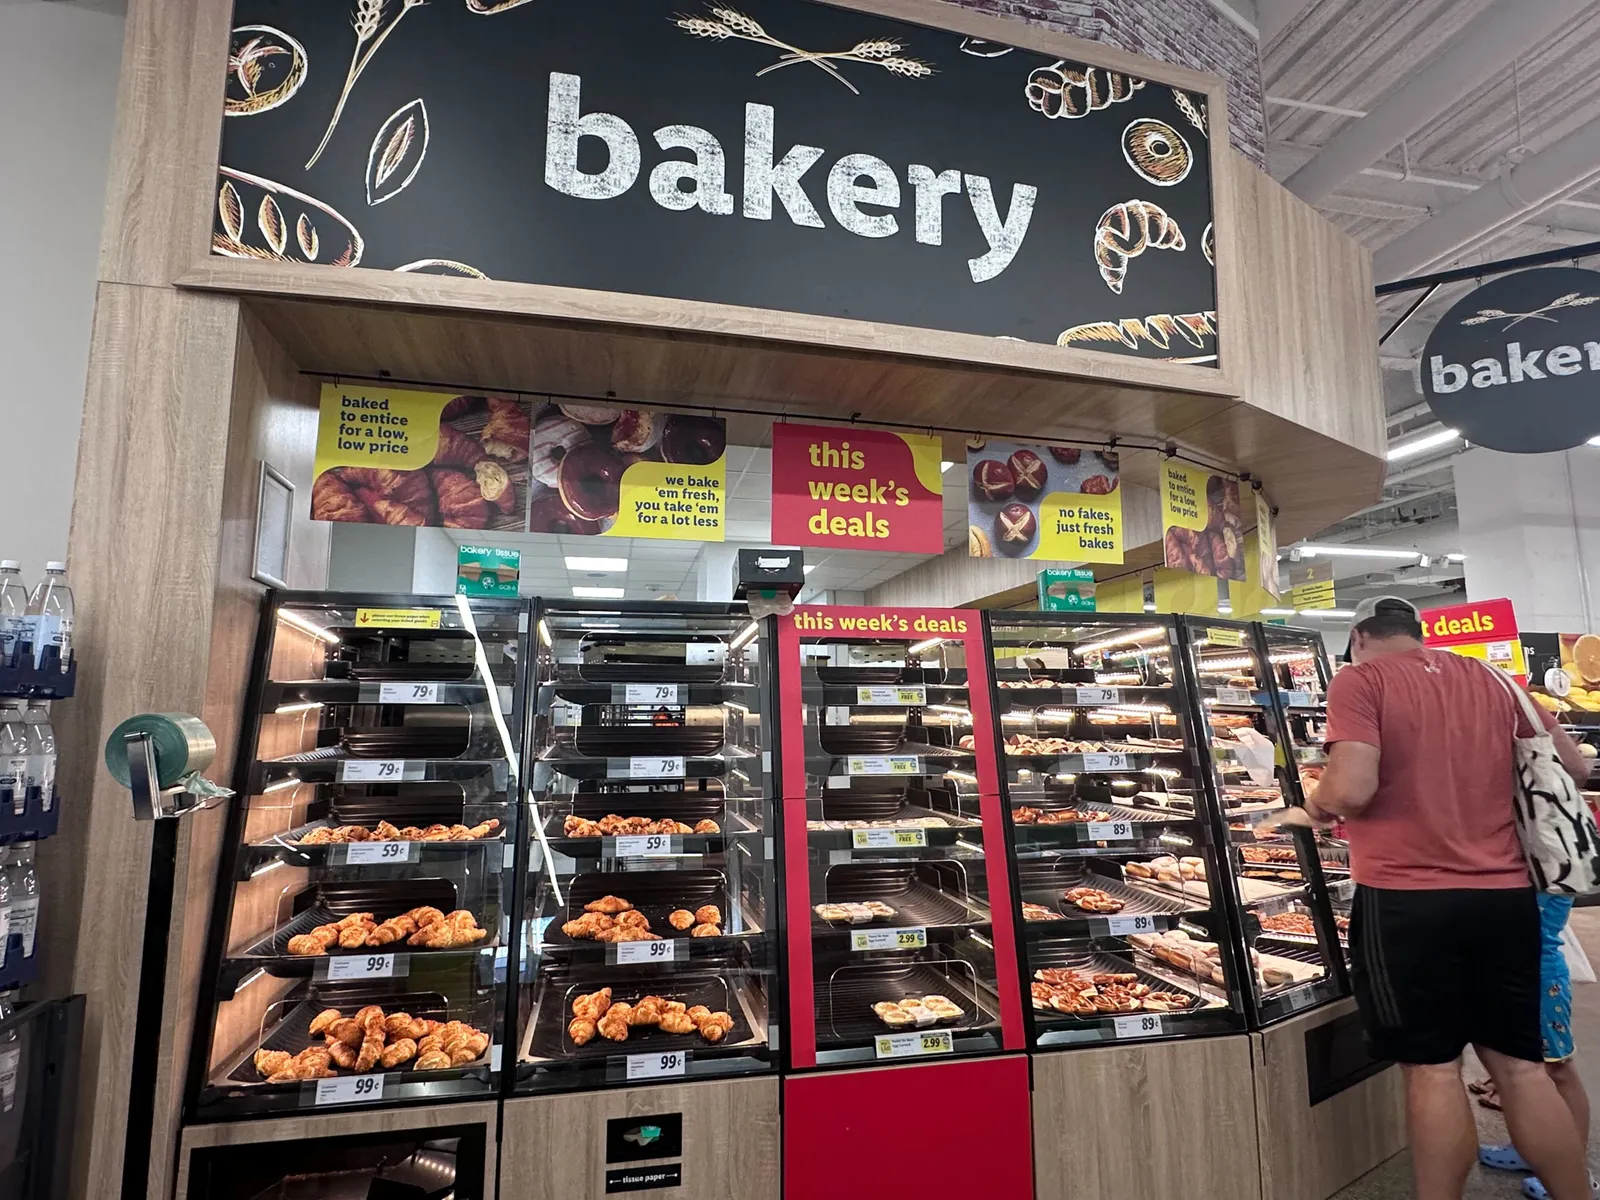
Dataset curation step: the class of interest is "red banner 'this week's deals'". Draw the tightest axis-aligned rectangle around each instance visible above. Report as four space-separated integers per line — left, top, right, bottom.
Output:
770 424 945 553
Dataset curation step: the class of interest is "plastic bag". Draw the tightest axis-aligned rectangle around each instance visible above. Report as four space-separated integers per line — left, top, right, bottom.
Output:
1561 925 1596 985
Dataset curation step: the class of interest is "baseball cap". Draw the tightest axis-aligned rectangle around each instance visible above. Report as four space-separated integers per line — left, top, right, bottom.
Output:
1341 595 1421 663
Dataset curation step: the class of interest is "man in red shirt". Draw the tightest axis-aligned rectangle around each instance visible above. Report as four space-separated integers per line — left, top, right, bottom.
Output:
1306 595 1593 1200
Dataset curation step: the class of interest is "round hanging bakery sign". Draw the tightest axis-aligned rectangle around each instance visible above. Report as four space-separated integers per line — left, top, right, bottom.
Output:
1422 265 1600 453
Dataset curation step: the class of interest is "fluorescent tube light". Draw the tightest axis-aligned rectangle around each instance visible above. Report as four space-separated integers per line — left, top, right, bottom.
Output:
566 556 628 571
274 701 323 715
1260 607 1297 617
1294 545 1422 561
940 461 954 472
572 586 625 599
1387 428 1460 461
1445 553 1466 562
731 621 760 650
1299 608 1356 619
278 610 340 643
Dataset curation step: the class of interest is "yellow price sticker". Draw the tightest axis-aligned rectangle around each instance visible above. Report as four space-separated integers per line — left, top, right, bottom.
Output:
1205 627 1245 647
354 608 442 629
850 926 928 951
889 758 919 775
874 1030 955 1059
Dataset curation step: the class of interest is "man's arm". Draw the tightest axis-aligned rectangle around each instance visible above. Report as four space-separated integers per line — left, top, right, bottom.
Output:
1539 707 1592 789
1305 740 1380 820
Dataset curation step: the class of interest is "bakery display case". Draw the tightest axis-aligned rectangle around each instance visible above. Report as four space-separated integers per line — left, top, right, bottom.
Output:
513 601 777 1092
983 614 1250 1049
775 608 1025 1069
1176 617 1347 1026
190 593 524 1119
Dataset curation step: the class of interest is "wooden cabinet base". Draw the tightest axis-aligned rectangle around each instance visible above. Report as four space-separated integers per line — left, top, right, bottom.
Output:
1032 1035 1262 1200
499 1077 779 1200
1253 999 1407 1200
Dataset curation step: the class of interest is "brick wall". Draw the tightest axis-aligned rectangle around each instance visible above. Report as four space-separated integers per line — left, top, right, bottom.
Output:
957 0 1267 166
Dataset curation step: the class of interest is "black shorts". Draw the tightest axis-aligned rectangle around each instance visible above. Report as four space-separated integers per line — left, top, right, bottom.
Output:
1349 884 1542 1065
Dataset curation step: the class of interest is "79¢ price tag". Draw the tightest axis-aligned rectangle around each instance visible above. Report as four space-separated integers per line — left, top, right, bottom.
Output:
613 939 679 965
626 1050 687 1080
1085 820 1134 841
627 756 685 779
1073 687 1120 705
1081 753 1130 773
851 828 927 849
340 760 411 782
340 840 416 865
378 682 440 704
874 1030 954 1059
324 953 397 981
1113 1013 1164 1040
850 926 927 951
624 683 680 705
315 1074 385 1105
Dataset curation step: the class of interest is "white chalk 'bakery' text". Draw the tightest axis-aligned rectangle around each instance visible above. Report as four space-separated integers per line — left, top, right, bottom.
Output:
1431 340 1600 391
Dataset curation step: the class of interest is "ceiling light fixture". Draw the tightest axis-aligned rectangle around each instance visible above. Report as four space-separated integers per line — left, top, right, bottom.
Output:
908 637 945 655
1298 608 1356 619
572 586 625 599
1387 427 1460 461
1293 544 1422 561
1077 627 1169 656
1445 552 1466 563
940 461 954 472
278 610 341 644
1260 607 1297 617
730 621 760 650
565 556 628 572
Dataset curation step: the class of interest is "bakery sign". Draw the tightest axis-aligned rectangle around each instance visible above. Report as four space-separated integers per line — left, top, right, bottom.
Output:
1422 266 1600 453
214 0 1217 351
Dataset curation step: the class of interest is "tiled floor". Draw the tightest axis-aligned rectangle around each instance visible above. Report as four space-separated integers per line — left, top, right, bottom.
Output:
1331 908 1600 1199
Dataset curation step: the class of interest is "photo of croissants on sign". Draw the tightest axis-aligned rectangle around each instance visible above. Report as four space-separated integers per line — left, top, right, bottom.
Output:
1159 460 1245 582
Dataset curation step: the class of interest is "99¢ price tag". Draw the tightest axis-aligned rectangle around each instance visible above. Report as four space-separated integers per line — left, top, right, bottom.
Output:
874 1030 954 1059
378 682 440 704
624 683 680 705
1085 820 1134 841
850 926 927 951
1113 1013 1164 1040
324 953 397 981
613 939 679 965
628 756 685 779
315 1074 385 1105
627 1050 688 1080
340 841 416 865
1081 753 1129 773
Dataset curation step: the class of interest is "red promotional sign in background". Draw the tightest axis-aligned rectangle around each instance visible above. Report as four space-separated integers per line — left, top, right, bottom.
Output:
1421 597 1518 647
770 423 945 554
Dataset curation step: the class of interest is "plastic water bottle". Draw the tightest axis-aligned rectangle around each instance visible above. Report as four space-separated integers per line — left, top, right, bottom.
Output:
0 993 21 1113
22 706 53 815
7 849 37 963
25 563 73 672
0 565 27 670
0 710 23 819
0 857 15 974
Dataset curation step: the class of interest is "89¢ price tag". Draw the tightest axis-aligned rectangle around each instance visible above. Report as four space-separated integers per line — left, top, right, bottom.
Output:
874 1030 954 1059
315 1074 385 1105
613 939 679 965
324 953 397 981
378 682 440 704
1074 687 1120 705
1081 753 1129 773
851 926 927 951
1113 1013 1164 1040
1102 914 1157 936
624 683 680 705
626 1050 687 1080
341 841 416 865
1085 820 1134 841
628 756 685 779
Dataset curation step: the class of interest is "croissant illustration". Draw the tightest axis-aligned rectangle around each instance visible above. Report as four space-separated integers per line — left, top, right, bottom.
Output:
1094 200 1186 294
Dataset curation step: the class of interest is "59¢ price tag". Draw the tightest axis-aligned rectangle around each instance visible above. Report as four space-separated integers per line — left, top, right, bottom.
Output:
626 756 685 779
874 1030 953 1059
626 1050 687 1080
611 834 677 857
378 682 440 704
340 840 416 865
850 926 927 951
323 953 398 981
1112 1013 1164 1040
612 939 679 965
315 1074 385 1105
624 683 680 705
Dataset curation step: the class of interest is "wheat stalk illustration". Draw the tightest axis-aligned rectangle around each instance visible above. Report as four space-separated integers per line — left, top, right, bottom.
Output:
1460 292 1600 330
674 6 932 94
306 0 427 169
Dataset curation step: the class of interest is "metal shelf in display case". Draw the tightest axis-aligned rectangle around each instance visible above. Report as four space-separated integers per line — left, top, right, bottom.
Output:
982 613 1251 1050
189 592 527 1120
514 602 779 1094
1175 617 1349 1027
775 607 1025 1070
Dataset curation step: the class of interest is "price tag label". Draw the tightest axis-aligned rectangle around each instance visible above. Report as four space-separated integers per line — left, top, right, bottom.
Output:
847 756 919 776
1074 687 1120 705
354 608 440 630
1281 690 1317 708
1102 914 1157 936
340 760 410 782
551 703 580 727
856 686 927 705
851 828 927 849
315 1074 386 1105
624 683 680 705
1112 1013 1164 1040
613 938 679 965
1081 753 1129 773
874 1030 954 1059
1215 687 1255 706
628 756 685 779
851 926 927 951
684 643 726 666
340 841 416 865
1282 983 1318 1012
611 834 677 857
1085 820 1134 841
824 706 852 726
378 682 440 704
626 1050 688 1080
324 953 398 981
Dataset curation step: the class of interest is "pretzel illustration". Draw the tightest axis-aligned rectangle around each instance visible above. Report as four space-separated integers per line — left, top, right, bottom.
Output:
1094 200 1186 294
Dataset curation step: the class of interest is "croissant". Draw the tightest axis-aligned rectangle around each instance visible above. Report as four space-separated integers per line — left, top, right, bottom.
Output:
414 1050 453 1071
338 925 369 949
481 397 530 462
310 472 370 523
1094 200 1185 294
355 1034 383 1073
569 1018 597 1046
440 395 486 423
254 1049 291 1077
308 1008 343 1037
431 429 515 513
429 467 491 529
380 1038 417 1068
326 1018 363 1047
327 1040 359 1070
384 1012 428 1040
287 934 328 956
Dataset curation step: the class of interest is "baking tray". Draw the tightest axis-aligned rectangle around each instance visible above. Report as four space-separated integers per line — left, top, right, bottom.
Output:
540 869 757 953
223 986 494 1085
341 729 469 759
1015 860 1195 929
816 721 909 756
235 879 482 959
570 723 726 758
523 970 756 1062
812 863 989 933
812 666 907 686
562 635 732 684
1024 945 1211 1025
816 960 998 1044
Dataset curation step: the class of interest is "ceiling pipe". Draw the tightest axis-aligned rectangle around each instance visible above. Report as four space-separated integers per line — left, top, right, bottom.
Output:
1282 0 1597 204
1374 120 1600 279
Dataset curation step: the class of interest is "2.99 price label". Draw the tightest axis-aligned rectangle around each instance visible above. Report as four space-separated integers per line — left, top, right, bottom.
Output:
323 953 399 981
874 1030 954 1059
626 1050 688 1080
377 682 440 704
624 683 680 705
612 939 680 965
1112 1013 1164 1040
850 926 927 951
315 1074 385 1105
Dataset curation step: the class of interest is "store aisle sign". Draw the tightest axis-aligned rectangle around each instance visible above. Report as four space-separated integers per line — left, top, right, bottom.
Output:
770 424 943 553
457 545 520 596
1422 267 1600 453
1422 597 1526 682
1159 461 1244 581
214 0 1216 350
968 443 1123 563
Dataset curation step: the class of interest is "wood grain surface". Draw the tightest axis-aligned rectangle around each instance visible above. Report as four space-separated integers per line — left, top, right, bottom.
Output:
1253 1000 1408 1200
500 1078 781 1200
1032 1036 1263 1200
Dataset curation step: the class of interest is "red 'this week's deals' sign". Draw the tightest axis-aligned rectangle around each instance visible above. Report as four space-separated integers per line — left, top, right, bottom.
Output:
770 424 945 554
1421 597 1527 681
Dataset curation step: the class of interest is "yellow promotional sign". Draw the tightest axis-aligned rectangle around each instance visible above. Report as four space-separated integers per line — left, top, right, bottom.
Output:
1289 579 1336 610
355 608 442 629
1159 461 1210 532
1034 487 1124 563
1153 567 1220 616
605 458 725 541
1444 640 1529 677
314 383 449 473
1254 489 1280 600
1206 627 1245 647
1095 575 1144 615
1230 539 1277 620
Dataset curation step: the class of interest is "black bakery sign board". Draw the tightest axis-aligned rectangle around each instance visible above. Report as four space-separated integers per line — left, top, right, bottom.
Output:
216 0 1218 356
1422 267 1600 453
